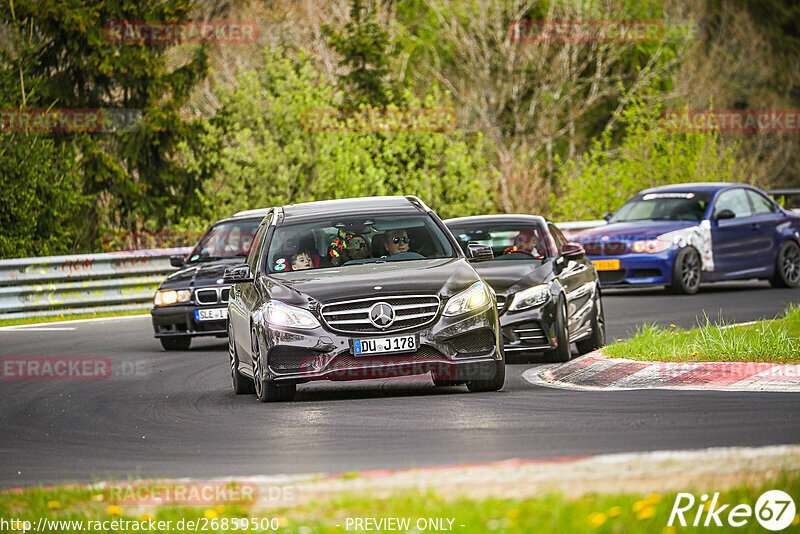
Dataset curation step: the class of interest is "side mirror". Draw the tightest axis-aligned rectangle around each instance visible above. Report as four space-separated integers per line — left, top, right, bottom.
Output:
602 211 613 222
713 209 736 220
169 255 184 268
223 264 254 284
467 243 494 263
561 242 586 258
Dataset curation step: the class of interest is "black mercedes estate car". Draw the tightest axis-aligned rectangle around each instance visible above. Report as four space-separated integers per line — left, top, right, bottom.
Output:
446 215 605 362
151 209 269 350
224 196 505 402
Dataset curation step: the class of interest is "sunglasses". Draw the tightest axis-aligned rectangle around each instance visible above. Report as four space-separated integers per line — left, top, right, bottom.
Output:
347 241 366 249
391 236 410 244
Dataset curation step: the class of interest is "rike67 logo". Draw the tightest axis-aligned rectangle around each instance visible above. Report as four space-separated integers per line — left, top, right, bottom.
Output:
669 490 796 531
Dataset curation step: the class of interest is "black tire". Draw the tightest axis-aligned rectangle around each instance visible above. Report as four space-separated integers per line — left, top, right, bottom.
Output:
466 357 505 392
229 325 254 395
576 293 606 354
252 337 296 402
544 299 571 363
668 247 701 295
770 240 800 288
160 336 191 351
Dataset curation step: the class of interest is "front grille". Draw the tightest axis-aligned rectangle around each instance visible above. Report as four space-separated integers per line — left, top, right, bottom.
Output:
632 268 661 278
220 288 230 302
321 295 440 334
268 346 319 374
512 322 548 346
495 295 507 315
603 241 628 255
195 288 218 304
450 329 496 356
584 242 604 255
598 270 626 283
331 345 445 368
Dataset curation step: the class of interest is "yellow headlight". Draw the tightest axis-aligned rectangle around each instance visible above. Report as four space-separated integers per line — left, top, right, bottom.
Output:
154 290 191 306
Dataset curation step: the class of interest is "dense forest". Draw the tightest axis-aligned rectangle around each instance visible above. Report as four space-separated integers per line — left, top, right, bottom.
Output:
1 0 799 258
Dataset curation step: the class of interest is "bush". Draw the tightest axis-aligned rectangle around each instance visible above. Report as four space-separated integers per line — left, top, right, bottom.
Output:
181 49 494 222
551 92 742 221
0 134 87 258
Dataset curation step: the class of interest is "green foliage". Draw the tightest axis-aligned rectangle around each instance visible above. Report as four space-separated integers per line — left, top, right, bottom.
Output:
0 0 209 245
183 49 493 222
551 92 741 221
0 134 87 258
323 0 401 107
604 307 800 364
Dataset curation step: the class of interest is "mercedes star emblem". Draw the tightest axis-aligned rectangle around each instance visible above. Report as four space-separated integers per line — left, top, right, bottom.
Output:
369 302 395 328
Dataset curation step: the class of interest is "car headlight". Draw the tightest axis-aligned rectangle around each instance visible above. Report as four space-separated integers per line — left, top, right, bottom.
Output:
265 301 320 329
508 284 550 311
632 236 669 254
443 281 491 317
154 289 191 306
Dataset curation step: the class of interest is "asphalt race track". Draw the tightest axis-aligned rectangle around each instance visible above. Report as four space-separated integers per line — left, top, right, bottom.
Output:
2 280 800 488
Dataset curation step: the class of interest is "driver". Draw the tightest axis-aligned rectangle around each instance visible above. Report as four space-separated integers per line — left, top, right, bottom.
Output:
504 229 540 256
384 229 410 256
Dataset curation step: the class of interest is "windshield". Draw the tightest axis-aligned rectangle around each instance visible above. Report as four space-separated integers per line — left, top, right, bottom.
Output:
447 221 557 263
610 192 712 223
187 219 260 263
266 213 456 273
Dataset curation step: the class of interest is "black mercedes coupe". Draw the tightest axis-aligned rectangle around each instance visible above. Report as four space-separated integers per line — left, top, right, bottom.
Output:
445 215 606 362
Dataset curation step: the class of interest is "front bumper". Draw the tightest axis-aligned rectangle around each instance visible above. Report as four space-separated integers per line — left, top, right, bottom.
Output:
588 251 675 286
255 305 501 384
151 304 228 338
498 299 558 353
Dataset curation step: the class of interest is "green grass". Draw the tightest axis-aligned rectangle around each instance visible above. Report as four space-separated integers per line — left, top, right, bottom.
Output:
0 309 149 327
605 305 800 364
1 473 799 533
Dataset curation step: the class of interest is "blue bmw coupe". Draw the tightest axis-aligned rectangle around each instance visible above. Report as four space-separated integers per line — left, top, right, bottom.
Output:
576 183 800 294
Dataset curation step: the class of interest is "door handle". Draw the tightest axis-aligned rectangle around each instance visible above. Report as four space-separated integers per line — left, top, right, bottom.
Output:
750 224 760 231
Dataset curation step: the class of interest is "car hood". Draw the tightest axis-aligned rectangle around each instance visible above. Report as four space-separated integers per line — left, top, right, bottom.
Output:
159 258 243 289
472 261 552 296
262 258 480 306
578 220 699 241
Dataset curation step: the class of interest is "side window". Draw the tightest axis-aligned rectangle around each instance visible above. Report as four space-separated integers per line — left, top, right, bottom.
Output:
546 223 566 255
713 189 753 219
747 190 775 214
247 219 270 273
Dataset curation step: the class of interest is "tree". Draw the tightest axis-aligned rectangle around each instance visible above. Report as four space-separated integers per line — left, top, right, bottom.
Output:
0 0 209 245
323 0 401 107
180 49 493 224
551 92 742 222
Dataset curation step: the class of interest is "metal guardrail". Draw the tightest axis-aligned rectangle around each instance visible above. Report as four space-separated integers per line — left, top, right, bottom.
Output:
0 248 191 320
0 220 605 320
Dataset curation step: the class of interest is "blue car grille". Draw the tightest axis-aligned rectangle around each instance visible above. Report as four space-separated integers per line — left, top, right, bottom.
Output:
584 241 629 255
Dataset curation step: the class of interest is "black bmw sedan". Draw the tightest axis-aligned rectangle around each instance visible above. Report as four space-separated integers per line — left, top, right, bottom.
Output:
224 196 505 402
151 210 268 350
445 215 605 362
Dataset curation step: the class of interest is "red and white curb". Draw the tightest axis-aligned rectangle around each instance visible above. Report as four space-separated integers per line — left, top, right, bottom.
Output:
524 350 800 392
